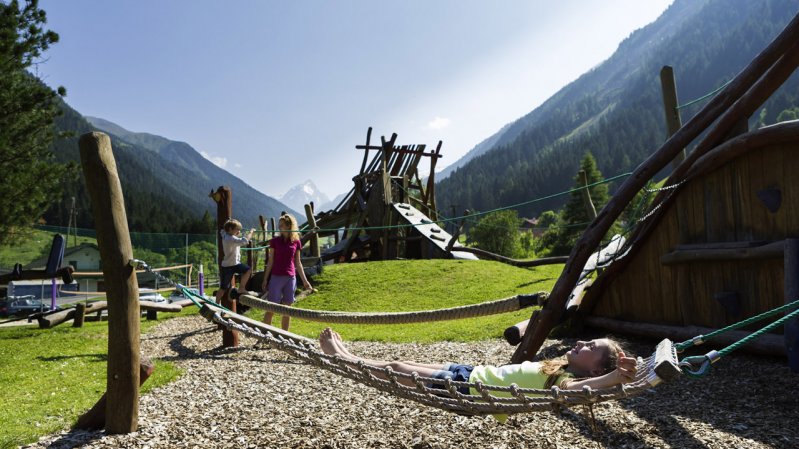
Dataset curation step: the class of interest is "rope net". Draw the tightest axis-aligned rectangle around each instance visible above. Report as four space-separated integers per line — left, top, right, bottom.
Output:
200 304 681 415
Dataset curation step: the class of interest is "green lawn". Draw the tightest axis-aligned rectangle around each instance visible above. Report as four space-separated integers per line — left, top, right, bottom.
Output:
0 307 194 449
249 259 563 343
0 258 563 447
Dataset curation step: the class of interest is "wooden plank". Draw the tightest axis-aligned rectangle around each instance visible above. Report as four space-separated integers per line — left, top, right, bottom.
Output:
661 240 784 264
585 316 786 356
79 132 140 433
659 65 685 169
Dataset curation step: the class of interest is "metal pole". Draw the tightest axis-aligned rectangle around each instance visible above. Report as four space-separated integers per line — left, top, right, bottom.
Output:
185 233 189 284
51 278 57 311
198 264 204 297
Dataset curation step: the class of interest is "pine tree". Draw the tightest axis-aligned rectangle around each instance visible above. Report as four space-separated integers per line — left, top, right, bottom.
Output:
0 0 70 244
549 152 610 255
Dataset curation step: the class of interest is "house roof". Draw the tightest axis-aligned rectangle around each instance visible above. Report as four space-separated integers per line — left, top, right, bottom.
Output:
24 243 100 270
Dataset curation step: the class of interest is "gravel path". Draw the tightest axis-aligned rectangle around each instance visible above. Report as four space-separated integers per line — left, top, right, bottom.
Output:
26 315 799 449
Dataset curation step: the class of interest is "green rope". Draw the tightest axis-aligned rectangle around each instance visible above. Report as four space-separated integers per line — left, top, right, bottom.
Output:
675 299 799 352
675 79 732 110
180 286 235 314
241 245 269 252
718 305 799 357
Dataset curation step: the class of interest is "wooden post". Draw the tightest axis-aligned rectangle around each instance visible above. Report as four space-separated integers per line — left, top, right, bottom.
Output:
73 302 86 328
304 204 321 258
79 132 140 433
660 66 685 169
578 170 597 220
270 217 276 239
74 358 155 431
209 186 238 347
785 238 799 372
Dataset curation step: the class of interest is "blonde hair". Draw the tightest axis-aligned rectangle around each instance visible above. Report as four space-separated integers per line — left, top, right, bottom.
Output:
223 219 242 233
278 214 301 242
540 338 626 388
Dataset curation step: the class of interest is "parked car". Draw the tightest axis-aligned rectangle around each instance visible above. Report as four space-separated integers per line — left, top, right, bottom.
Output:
138 288 166 303
0 296 50 317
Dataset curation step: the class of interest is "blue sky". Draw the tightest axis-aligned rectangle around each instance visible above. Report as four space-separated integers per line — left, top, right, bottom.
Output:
37 0 673 199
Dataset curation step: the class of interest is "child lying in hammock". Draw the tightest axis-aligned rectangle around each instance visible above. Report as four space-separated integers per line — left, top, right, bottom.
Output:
319 328 636 421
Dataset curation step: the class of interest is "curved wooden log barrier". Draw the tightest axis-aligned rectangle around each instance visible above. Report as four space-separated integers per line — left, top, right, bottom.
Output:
512 15 799 363
449 246 568 267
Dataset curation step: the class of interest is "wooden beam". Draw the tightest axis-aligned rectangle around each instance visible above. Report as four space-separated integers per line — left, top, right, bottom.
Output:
659 65 685 169
511 16 799 364
139 301 182 313
450 246 569 267
209 186 238 348
585 316 786 357
661 241 784 264
304 204 321 258
79 132 140 434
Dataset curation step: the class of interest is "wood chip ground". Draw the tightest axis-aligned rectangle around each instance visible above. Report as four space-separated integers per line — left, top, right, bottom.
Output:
25 316 799 449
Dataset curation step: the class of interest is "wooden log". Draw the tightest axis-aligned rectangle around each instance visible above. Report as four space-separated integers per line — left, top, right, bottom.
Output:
139 301 182 313
209 186 238 348
661 241 785 265
659 65 685 169
73 357 155 431
450 246 568 267
578 170 598 220
512 17 799 364
79 132 141 433
171 298 196 308
73 302 86 328
304 204 321 258
785 239 799 372
585 316 786 357
38 301 108 329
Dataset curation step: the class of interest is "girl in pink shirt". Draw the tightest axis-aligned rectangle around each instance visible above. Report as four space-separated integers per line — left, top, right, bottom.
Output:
261 213 312 330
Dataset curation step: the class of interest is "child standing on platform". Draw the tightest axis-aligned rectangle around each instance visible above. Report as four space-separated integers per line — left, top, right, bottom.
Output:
217 219 254 303
261 213 312 330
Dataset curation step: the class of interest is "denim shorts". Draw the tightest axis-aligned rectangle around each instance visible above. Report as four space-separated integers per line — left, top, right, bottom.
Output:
220 263 250 289
429 363 474 395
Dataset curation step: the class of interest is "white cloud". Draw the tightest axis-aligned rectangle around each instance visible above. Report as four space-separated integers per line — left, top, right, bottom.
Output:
426 116 451 130
201 151 228 168
234 163 242 168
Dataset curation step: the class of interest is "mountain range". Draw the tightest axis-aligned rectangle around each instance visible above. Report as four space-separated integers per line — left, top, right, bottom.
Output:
436 0 799 218
44 104 296 232
279 180 330 215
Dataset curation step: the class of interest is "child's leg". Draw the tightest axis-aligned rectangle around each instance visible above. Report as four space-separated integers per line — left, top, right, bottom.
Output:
319 329 443 386
240 268 252 292
262 276 284 325
328 329 445 370
263 311 274 326
279 276 296 331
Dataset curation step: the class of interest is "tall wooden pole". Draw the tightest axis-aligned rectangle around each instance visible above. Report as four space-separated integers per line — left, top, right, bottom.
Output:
304 204 321 258
79 132 140 433
785 238 799 372
659 66 685 169
209 186 238 347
